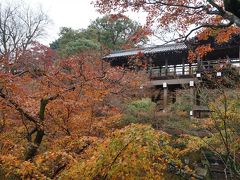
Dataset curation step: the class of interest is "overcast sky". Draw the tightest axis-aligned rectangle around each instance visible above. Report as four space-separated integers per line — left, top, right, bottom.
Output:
26 0 101 45
20 0 146 46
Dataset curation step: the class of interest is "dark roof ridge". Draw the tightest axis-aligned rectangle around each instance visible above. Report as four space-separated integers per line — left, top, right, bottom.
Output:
110 42 186 54
104 43 187 59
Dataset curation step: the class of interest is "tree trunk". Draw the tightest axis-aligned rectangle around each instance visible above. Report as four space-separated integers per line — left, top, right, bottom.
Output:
24 129 44 161
24 98 49 160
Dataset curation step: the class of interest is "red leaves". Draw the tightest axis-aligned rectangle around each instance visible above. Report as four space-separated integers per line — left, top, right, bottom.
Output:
127 26 151 45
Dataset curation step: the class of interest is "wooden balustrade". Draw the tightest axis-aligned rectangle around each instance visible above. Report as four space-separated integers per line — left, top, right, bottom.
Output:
148 59 240 80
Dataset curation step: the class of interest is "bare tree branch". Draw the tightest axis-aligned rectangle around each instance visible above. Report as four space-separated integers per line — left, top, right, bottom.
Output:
0 1 49 63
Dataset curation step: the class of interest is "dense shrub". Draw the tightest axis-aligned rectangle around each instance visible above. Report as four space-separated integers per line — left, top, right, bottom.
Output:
60 124 194 179
171 90 193 114
119 98 156 126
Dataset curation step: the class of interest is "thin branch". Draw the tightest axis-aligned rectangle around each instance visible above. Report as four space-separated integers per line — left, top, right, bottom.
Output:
103 138 134 180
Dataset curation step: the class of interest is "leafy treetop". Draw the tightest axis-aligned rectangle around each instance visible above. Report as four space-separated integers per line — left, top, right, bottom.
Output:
50 15 149 57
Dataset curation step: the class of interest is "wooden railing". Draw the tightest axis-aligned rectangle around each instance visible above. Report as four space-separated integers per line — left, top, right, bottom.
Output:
148 59 240 80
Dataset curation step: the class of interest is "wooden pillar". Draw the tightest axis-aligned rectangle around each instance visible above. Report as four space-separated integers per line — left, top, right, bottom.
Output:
174 65 176 76
182 58 185 75
159 66 162 77
165 59 168 76
189 63 192 75
163 87 168 112
189 81 195 106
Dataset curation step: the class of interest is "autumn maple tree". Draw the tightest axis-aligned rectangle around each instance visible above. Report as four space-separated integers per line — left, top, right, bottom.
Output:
0 49 144 160
0 47 206 179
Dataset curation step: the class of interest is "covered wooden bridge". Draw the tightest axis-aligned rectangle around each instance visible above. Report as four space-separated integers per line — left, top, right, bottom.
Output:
104 42 240 112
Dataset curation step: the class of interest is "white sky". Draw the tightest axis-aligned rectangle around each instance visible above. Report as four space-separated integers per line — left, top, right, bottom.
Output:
27 0 102 45
22 0 147 46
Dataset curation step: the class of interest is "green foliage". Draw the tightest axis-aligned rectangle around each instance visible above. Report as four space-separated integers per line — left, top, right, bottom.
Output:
50 27 100 57
171 90 193 113
127 98 155 111
89 15 147 50
50 15 148 57
58 38 100 57
60 124 188 179
120 98 156 126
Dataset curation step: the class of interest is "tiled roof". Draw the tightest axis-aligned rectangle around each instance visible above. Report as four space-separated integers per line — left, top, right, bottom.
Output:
104 43 187 59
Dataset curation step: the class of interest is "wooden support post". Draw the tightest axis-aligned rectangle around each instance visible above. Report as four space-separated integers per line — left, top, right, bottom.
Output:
174 65 176 76
163 87 168 112
165 59 168 76
182 58 185 75
159 66 162 77
189 63 192 75
189 81 195 106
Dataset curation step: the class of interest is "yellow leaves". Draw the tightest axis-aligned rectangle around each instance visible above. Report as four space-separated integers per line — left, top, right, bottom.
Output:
176 134 204 156
209 92 240 124
202 118 215 129
205 90 240 155
18 161 40 178
0 155 47 179
60 124 191 179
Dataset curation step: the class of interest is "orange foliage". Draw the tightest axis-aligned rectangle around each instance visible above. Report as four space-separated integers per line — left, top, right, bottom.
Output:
94 0 240 61
188 44 213 62
0 51 146 165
